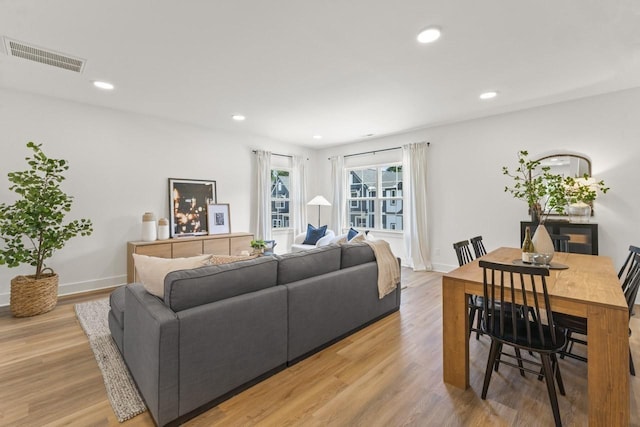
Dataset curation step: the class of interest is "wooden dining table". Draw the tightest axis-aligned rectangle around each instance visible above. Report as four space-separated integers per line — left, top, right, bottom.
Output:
442 247 629 426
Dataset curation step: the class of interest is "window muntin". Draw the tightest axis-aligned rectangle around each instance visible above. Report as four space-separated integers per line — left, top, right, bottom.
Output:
346 164 403 231
271 169 290 229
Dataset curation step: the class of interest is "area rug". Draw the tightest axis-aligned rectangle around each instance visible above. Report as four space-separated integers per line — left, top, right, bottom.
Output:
75 298 146 422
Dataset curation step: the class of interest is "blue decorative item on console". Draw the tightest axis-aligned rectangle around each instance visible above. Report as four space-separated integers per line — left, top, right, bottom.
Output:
303 224 327 245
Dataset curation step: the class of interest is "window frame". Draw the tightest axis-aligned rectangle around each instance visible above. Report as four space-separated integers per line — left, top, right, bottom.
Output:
270 168 292 230
345 163 403 232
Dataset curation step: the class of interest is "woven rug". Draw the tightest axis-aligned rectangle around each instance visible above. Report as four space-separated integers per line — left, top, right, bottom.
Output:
75 298 146 422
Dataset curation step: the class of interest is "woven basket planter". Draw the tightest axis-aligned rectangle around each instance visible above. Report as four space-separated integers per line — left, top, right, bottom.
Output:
10 273 59 317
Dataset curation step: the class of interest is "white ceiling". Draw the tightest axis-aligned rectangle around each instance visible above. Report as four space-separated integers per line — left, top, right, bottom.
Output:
1 1 640 148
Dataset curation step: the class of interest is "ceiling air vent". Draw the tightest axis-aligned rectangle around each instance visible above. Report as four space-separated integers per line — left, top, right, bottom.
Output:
3 37 85 73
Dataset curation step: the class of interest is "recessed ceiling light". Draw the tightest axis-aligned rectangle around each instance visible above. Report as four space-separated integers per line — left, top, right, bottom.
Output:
313 135 322 140
92 80 114 90
417 27 441 44
232 114 246 121
479 91 498 100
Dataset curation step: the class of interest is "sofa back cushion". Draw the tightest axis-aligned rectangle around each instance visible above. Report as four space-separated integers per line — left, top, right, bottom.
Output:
276 245 341 285
164 257 278 312
340 242 376 269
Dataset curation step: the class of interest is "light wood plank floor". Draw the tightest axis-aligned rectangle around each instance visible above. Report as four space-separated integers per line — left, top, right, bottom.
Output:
1 268 639 426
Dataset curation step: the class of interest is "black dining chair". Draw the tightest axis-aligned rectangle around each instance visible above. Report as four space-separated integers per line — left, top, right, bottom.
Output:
479 260 566 427
453 240 483 339
470 235 487 258
550 234 570 253
556 252 640 376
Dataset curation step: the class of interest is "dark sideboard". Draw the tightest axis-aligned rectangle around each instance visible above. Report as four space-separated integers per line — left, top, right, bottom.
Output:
520 221 598 255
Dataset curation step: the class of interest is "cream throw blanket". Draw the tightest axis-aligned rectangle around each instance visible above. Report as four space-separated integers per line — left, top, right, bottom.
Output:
364 239 400 299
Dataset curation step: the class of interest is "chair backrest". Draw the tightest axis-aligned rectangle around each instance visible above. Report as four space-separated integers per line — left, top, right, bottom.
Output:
550 234 570 253
470 236 487 258
479 260 560 349
453 240 474 267
619 245 640 292
624 253 640 316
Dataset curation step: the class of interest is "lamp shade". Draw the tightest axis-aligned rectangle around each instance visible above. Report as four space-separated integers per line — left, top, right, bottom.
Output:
307 195 331 206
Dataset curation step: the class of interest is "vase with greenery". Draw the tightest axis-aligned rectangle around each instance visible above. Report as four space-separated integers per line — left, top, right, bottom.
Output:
562 174 609 222
502 150 567 224
0 142 93 317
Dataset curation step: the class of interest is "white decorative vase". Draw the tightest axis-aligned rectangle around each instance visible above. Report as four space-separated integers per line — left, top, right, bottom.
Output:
532 224 555 262
141 212 157 242
567 202 591 223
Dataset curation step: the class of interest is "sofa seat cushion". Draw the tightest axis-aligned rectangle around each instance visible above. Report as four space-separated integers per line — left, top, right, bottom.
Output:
109 285 126 327
276 245 341 285
164 256 279 312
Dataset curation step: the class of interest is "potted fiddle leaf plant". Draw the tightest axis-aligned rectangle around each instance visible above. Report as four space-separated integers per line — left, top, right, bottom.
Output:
0 142 93 317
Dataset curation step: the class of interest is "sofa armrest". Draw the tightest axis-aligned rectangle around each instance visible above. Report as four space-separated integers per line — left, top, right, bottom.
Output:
124 284 180 427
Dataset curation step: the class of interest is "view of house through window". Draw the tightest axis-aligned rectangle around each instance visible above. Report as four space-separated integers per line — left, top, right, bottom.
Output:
271 169 290 228
346 164 403 231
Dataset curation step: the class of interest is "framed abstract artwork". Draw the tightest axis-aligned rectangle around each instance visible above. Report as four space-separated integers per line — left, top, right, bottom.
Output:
168 178 216 237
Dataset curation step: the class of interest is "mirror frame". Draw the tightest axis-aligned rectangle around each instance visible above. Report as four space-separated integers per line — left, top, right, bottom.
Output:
533 153 593 217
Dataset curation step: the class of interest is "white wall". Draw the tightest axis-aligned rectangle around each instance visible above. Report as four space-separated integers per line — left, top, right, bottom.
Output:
315 87 640 273
3 86 639 306
0 88 313 305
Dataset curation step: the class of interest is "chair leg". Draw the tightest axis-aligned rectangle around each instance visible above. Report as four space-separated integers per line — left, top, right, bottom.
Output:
468 304 476 339
494 343 503 372
475 308 483 340
540 354 563 427
630 349 635 376
551 353 566 396
514 348 526 377
482 340 501 399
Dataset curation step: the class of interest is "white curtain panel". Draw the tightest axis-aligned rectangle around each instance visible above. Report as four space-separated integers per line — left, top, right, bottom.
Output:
402 143 432 271
255 150 272 240
330 155 345 234
291 155 308 236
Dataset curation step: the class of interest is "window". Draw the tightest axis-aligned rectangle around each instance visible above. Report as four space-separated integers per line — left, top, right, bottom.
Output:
346 164 403 231
271 169 290 229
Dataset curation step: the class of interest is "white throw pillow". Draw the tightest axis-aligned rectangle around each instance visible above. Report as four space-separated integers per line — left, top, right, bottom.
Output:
133 253 212 298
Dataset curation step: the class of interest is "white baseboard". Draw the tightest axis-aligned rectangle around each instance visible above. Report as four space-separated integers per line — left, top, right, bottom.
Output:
0 274 127 307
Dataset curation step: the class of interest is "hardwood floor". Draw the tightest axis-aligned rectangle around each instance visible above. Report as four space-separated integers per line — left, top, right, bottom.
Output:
1 269 638 426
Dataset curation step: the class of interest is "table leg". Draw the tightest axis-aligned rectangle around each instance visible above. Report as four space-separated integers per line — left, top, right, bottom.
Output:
442 277 469 389
587 304 629 426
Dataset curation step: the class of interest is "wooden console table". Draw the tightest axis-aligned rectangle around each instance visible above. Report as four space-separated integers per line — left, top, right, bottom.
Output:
127 232 253 283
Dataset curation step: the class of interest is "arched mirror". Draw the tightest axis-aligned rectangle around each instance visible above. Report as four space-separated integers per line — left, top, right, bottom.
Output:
535 154 592 216
536 154 591 178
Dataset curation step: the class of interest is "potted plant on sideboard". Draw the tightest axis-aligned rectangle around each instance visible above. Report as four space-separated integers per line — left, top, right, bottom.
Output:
0 142 93 317
250 239 266 255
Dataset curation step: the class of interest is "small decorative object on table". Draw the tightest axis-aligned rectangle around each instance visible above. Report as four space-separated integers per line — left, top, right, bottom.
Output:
141 212 157 242
157 218 170 240
250 239 266 255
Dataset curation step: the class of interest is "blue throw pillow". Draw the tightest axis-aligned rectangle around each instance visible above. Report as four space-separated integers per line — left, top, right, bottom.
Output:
347 227 359 241
303 224 327 245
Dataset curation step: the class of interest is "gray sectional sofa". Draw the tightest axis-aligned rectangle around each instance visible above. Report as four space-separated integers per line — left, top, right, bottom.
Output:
108 243 401 426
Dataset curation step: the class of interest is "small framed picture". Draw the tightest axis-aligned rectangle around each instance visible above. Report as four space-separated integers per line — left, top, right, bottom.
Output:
169 178 217 237
207 203 231 235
